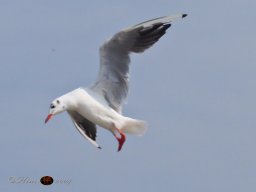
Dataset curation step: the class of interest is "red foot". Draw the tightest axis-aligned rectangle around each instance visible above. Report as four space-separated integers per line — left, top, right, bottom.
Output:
114 129 126 152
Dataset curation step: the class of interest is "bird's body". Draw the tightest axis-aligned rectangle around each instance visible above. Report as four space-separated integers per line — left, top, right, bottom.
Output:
45 14 187 151
63 88 131 130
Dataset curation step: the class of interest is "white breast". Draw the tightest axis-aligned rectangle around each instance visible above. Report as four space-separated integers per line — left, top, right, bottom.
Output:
71 88 123 130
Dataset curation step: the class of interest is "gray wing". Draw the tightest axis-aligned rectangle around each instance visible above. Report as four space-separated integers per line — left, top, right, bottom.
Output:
90 14 187 113
68 111 101 149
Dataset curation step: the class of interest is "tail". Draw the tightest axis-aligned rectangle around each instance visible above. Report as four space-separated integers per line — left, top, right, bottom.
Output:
120 117 147 136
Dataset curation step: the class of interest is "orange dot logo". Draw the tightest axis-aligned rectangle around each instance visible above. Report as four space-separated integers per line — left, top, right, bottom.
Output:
40 176 54 185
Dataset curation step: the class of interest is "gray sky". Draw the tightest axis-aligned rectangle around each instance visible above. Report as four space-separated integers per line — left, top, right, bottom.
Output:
1 0 256 191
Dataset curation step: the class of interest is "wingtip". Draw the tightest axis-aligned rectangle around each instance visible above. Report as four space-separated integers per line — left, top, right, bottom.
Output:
182 14 188 18
98 146 102 149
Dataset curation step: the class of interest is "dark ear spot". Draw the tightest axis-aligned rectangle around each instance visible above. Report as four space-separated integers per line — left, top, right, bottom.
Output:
57 100 60 104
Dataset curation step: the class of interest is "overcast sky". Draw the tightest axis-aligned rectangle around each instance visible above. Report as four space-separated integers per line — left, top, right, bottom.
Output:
1 0 256 191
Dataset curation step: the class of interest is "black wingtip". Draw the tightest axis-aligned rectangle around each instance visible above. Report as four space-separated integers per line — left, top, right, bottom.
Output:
98 146 102 149
182 14 188 18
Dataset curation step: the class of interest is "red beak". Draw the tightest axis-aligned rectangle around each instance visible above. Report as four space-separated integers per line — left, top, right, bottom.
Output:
45 114 53 124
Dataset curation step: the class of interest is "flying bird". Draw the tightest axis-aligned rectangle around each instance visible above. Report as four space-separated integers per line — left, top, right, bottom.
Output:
45 14 187 151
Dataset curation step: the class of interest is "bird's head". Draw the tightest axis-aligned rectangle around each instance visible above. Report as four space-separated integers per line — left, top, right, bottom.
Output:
45 98 67 123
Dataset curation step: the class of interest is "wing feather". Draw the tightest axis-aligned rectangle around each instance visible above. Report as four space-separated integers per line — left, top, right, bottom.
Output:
68 111 101 149
90 14 186 113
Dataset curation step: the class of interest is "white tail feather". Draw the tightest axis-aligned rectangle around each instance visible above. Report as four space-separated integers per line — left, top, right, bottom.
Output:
120 117 147 136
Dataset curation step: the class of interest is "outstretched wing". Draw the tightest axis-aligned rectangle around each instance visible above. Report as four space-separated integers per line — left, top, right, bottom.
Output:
68 111 101 149
91 14 187 113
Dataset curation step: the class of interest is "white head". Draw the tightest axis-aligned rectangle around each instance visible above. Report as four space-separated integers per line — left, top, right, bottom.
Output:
45 96 69 123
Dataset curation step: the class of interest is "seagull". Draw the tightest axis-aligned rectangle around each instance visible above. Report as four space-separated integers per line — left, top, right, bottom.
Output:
45 14 187 151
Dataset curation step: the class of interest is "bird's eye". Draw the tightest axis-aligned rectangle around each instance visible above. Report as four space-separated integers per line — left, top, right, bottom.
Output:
50 104 55 109
57 100 60 104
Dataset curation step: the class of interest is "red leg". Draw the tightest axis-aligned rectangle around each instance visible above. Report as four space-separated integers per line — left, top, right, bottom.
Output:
114 128 126 152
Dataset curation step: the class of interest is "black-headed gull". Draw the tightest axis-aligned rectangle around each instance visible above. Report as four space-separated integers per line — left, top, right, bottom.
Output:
45 14 187 151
